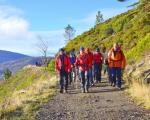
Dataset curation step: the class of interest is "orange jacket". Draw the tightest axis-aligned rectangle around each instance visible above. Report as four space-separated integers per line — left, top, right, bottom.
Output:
75 52 89 71
108 48 126 68
55 54 71 73
87 52 93 68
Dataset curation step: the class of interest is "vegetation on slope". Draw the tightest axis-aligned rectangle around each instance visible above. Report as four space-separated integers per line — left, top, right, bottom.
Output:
124 54 150 109
65 0 150 108
126 33 150 61
65 1 150 62
0 66 57 120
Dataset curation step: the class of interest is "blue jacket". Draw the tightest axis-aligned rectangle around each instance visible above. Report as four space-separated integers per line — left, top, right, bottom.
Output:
70 56 76 65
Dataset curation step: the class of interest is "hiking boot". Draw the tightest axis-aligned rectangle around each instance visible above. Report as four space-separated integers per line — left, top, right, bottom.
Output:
81 90 85 93
60 89 63 93
64 89 68 93
85 89 89 93
63 89 67 93
82 89 86 93
117 87 122 90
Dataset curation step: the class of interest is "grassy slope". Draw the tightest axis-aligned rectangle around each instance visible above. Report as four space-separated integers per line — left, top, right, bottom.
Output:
65 1 150 61
65 1 150 109
0 66 57 120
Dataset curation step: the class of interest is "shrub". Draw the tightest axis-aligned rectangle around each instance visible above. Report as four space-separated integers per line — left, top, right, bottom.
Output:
126 33 150 61
105 27 114 36
48 59 55 72
3 68 12 80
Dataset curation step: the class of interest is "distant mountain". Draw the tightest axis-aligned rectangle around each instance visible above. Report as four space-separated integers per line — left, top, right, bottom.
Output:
0 50 30 63
0 50 53 80
0 57 44 80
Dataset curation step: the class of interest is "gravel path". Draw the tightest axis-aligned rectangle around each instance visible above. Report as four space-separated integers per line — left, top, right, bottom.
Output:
36 78 150 120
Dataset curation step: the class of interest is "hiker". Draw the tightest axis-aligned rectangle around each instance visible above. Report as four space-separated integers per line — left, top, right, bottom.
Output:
66 52 72 85
75 47 90 93
103 53 112 86
76 51 81 81
66 51 72 85
85 48 94 86
93 48 104 83
55 48 71 93
69 51 76 84
103 58 109 75
108 43 126 89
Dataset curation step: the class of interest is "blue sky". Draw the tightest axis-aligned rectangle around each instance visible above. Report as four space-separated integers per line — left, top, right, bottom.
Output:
0 0 137 56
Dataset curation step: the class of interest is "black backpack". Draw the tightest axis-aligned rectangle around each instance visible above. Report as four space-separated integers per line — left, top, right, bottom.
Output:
104 58 109 65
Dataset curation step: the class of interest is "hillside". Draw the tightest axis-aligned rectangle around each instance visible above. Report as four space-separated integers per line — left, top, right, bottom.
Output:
0 1 150 120
0 50 29 63
64 0 150 109
65 1 150 62
0 66 57 120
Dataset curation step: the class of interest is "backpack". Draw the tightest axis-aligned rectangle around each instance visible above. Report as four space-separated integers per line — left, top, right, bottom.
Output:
104 58 108 65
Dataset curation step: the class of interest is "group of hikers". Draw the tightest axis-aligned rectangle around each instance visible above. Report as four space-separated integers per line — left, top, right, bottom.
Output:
55 43 126 93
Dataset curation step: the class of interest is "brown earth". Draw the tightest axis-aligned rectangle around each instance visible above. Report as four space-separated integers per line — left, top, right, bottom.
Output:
36 78 150 120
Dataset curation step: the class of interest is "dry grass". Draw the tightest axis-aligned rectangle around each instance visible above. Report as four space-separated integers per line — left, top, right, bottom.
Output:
0 66 58 120
127 82 150 109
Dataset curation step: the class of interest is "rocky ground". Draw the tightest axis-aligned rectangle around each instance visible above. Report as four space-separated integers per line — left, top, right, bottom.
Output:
36 78 150 120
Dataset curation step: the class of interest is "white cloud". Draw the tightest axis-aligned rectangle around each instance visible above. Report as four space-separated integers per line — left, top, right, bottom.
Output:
0 5 65 56
72 8 129 28
0 5 29 40
0 5 131 56
0 17 29 39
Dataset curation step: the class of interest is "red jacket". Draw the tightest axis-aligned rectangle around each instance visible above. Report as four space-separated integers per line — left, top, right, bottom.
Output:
87 52 93 68
93 52 103 64
75 53 89 71
55 54 71 73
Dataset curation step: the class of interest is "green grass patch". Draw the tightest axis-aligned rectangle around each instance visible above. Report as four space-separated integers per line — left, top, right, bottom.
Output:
0 66 58 120
65 1 150 63
126 33 150 61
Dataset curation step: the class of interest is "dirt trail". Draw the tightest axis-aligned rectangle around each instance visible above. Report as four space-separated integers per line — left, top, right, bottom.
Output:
36 78 150 120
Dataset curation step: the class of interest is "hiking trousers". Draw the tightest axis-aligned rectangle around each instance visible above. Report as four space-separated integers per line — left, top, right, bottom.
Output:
111 67 122 88
68 71 72 85
79 70 89 92
94 62 102 83
87 68 94 85
59 71 68 91
108 67 113 84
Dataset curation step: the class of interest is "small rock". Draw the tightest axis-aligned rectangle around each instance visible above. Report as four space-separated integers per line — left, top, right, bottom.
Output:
127 67 136 75
136 60 145 67
19 90 26 94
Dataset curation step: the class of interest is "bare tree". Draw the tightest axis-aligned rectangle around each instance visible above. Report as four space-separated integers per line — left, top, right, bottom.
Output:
37 35 49 67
